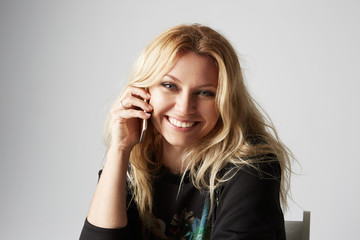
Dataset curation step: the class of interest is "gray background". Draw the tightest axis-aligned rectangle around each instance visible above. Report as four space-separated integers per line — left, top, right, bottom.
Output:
1 0 359 239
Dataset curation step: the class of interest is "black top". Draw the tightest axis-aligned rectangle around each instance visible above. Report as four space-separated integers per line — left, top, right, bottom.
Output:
80 159 286 240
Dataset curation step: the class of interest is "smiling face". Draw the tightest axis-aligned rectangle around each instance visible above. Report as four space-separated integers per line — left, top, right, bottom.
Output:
149 51 219 150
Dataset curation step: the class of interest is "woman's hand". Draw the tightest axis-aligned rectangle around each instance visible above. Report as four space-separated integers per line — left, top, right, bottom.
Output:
110 86 152 152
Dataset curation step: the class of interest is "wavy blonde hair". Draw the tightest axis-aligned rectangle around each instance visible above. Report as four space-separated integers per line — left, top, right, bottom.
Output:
104 24 292 228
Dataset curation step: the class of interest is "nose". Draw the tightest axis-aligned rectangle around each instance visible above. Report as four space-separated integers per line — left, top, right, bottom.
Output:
175 91 196 115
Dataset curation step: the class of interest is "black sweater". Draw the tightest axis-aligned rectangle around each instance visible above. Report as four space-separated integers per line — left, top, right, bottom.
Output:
80 160 286 240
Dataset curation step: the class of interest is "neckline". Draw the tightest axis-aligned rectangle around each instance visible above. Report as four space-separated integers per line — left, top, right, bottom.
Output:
159 166 191 185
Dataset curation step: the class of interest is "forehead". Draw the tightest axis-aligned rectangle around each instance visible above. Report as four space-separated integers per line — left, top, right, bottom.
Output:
165 52 218 87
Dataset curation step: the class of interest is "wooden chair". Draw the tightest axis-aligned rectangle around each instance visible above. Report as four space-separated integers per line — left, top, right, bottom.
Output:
285 211 311 240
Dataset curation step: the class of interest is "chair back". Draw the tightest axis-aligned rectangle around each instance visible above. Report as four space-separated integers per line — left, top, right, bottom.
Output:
285 211 310 240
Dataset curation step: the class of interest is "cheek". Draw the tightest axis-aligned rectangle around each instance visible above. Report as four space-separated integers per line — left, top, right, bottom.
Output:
201 103 219 127
148 88 169 125
207 103 219 119
148 88 160 109
149 86 176 113
149 91 166 113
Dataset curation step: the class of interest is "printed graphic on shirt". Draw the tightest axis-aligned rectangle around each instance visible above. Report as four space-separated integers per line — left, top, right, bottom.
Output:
150 197 211 240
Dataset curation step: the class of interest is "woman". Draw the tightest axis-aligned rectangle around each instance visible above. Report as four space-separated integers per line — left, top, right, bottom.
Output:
80 24 292 240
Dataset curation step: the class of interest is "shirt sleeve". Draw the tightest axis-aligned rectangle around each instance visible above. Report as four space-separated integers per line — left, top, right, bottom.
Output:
210 161 286 240
79 170 142 240
79 218 138 240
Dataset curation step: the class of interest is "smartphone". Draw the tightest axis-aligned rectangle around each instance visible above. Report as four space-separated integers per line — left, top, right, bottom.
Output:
139 98 148 142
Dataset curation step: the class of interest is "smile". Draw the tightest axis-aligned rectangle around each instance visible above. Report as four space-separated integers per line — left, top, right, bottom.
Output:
167 116 196 128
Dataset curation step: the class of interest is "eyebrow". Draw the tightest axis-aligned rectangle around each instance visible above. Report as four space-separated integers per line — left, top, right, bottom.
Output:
164 74 217 88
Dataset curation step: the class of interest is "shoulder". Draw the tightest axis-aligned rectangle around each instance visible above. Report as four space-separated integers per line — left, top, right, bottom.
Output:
221 153 281 186
214 154 283 224
219 157 282 204
211 156 285 239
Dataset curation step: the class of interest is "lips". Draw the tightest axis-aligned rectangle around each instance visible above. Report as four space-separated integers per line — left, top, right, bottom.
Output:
167 116 196 128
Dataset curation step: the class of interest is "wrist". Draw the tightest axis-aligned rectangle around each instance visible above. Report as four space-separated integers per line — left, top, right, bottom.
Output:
108 145 132 161
109 144 132 153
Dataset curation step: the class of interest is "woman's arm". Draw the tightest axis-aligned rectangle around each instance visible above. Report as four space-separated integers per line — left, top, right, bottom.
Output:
87 147 130 228
80 152 142 240
80 86 151 239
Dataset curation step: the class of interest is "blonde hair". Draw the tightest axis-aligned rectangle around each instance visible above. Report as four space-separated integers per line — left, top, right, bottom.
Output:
104 24 292 229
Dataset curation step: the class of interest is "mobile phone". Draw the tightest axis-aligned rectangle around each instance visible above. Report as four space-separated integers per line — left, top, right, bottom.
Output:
139 98 148 142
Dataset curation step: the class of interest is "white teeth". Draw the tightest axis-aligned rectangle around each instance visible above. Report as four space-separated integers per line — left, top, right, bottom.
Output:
168 117 195 128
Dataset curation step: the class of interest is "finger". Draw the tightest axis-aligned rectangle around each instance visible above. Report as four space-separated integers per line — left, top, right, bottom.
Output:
119 100 128 110
124 97 153 112
127 86 151 101
112 108 151 120
117 87 150 109
129 110 151 119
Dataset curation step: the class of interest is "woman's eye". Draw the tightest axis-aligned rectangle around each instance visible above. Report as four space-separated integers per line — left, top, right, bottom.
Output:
161 82 177 90
197 90 215 97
